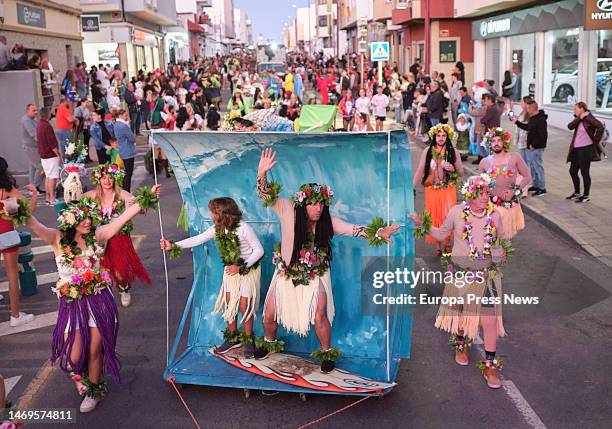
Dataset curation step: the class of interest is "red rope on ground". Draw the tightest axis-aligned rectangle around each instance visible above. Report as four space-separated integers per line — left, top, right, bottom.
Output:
167 376 202 429
296 393 379 429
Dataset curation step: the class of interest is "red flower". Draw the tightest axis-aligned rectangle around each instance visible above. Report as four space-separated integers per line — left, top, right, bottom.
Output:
504 132 510 141
310 255 318 264
299 249 307 259
309 271 316 278
305 188 313 197
82 270 95 283
321 187 328 196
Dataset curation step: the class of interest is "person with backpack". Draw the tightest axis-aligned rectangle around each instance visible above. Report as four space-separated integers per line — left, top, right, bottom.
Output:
566 102 605 203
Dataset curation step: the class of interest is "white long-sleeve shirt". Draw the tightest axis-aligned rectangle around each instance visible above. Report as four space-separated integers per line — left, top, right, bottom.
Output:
176 221 264 268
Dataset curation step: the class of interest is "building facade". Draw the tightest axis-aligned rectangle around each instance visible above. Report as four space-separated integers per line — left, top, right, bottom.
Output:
80 0 176 79
0 0 84 83
458 0 612 128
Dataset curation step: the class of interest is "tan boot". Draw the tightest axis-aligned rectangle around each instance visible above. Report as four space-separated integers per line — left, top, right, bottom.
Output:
455 348 469 366
483 366 502 389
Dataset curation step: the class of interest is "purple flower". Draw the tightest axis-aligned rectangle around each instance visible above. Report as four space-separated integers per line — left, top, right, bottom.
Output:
71 274 83 284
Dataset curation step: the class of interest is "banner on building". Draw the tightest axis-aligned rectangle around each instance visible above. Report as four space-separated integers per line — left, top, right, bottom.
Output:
81 15 100 32
585 0 612 31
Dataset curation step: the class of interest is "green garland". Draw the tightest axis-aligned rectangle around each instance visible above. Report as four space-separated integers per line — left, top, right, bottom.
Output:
448 334 472 351
134 187 159 211
1 198 31 227
263 181 282 208
365 217 389 247
177 205 189 232
491 238 514 268
238 331 254 344
222 327 242 344
414 210 432 239
168 242 183 259
81 376 108 399
310 347 342 362
476 357 503 372
255 336 285 353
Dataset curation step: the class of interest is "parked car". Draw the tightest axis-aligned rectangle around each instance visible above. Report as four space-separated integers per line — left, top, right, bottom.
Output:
551 58 612 103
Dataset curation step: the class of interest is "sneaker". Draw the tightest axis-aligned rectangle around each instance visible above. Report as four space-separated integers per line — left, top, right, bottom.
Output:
79 395 100 413
483 367 502 389
9 312 35 327
242 341 255 358
566 193 580 200
120 291 131 307
532 189 547 197
36 187 46 194
575 195 590 203
321 360 335 373
254 346 270 360
214 340 241 354
528 186 537 192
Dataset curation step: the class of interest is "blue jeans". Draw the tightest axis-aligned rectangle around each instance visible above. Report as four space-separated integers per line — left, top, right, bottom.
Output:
478 134 488 158
526 148 546 189
55 129 71 158
395 106 402 124
430 118 440 126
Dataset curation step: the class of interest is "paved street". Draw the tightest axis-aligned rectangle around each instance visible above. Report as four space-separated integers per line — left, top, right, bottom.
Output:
2 131 612 428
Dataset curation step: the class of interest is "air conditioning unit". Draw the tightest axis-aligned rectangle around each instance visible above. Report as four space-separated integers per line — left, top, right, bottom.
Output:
396 1 411 9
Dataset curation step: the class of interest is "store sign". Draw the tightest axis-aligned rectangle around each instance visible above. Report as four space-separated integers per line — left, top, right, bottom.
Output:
16 3 45 28
81 15 100 32
585 0 612 30
479 18 511 38
439 29 449 37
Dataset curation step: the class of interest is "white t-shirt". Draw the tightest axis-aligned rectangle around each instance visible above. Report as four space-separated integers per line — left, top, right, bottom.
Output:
355 96 370 115
371 94 389 117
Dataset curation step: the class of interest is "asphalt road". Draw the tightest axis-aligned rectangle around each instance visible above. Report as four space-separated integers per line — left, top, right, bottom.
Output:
2 126 612 429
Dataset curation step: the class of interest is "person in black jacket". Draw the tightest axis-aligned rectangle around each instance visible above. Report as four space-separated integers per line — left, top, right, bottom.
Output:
124 82 141 135
425 81 445 125
565 102 605 203
512 100 548 196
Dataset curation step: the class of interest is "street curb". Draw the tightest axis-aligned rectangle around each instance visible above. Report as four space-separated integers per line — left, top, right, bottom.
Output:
413 138 612 269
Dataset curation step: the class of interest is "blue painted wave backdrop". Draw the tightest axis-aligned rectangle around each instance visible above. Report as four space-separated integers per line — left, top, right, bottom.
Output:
155 130 414 382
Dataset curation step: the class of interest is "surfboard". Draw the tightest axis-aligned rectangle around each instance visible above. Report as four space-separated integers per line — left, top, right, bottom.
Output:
210 347 396 394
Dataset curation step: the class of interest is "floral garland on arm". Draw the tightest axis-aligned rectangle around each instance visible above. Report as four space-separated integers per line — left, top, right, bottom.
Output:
134 187 159 212
352 218 393 247
257 174 282 208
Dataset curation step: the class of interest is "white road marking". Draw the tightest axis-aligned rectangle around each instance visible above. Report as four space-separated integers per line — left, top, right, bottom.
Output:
4 375 22 396
0 245 53 261
0 311 58 337
0 272 58 293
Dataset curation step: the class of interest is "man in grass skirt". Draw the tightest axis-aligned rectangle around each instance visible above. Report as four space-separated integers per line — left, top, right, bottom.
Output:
254 148 400 372
413 174 513 389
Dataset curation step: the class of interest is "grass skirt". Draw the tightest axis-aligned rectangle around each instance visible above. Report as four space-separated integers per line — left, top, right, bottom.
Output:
424 185 457 244
213 265 261 324
496 204 525 240
51 288 121 383
264 270 334 337
434 272 506 340
101 233 151 288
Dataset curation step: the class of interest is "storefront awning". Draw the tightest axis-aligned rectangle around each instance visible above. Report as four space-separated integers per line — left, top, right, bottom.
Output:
188 20 204 33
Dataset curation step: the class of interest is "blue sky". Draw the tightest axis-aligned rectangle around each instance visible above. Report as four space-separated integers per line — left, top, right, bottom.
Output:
234 0 311 43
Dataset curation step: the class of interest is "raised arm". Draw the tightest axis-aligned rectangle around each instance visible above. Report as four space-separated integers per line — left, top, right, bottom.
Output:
96 185 161 244
26 215 61 246
256 148 292 217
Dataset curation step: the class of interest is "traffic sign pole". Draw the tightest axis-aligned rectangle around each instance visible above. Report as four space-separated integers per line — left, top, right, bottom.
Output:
378 61 383 87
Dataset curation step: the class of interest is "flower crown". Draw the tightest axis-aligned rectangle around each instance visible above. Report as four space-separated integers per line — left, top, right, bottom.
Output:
428 123 456 141
460 174 495 200
91 163 125 185
292 183 334 207
481 127 511 153
57 197 101 231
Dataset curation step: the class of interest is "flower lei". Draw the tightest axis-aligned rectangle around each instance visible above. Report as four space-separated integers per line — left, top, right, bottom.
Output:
91 163 125 185
428 123 456 141
481 127 511 153
57 197 101 231
429 147 461 189
292 183 334 207
272 234 330 286
98 198 133 235
215 219 261 275
461 201 496 261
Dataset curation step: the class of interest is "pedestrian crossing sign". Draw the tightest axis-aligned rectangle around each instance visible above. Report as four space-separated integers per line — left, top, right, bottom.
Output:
370 42 390 61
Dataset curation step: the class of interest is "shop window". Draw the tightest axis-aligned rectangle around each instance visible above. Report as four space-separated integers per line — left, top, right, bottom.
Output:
319 16 328 27
544 28 579 106
595 30 612 112
508 33 536 100
439 41 456 63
